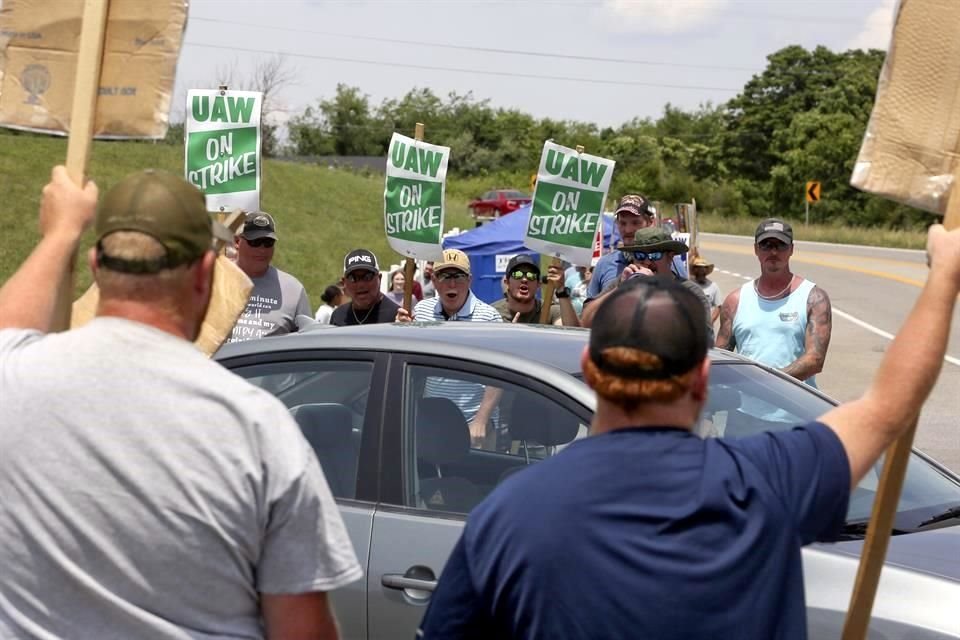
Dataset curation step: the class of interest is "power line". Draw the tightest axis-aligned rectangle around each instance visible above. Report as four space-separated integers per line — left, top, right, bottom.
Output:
182 42 743 93
189 16 758 72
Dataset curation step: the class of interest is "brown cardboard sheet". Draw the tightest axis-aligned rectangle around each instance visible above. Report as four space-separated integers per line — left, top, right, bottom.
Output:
0 0 186 139
851 0 960 214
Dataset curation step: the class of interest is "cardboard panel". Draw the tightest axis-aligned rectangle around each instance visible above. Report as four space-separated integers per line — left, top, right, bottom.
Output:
0 0 186 139
851 0 960 214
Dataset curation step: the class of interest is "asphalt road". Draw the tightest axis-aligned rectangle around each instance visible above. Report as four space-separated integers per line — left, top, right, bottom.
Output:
699 233 960 474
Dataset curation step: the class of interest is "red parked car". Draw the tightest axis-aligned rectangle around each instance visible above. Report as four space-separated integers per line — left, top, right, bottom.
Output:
468 189 532 222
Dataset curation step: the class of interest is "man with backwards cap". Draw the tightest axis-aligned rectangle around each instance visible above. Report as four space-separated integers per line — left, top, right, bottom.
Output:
418 221 960 638
717 218 832 387
0 167 361 638
228 210 312 342
330 248 399 326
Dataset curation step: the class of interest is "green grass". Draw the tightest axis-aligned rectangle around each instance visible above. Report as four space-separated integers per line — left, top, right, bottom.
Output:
0 130 928 309
0 131 475 304
697 215 928 249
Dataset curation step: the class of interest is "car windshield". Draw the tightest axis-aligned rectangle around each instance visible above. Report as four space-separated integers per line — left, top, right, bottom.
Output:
502 190 527 198
691 363 960 532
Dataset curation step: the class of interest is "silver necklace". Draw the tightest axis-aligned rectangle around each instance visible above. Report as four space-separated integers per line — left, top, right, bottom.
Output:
351 303 375 324
754 276 793 301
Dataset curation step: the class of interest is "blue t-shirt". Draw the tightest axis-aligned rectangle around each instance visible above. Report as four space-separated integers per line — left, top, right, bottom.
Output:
418 423 850 640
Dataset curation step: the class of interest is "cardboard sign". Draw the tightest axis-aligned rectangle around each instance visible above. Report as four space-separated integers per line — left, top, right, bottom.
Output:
0 0 186 139
185 89 263 213
383 132 449 260
850 0 960 214
525 141 615 266
72 255 252 358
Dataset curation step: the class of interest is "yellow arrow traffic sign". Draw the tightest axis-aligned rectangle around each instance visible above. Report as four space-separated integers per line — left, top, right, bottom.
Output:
806 181 821 203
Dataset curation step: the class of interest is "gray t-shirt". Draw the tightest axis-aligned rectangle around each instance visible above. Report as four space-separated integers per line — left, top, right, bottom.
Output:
229 265 311 343
0 318 362 639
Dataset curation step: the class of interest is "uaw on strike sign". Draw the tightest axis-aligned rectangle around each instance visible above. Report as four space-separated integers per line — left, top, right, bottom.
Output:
384 132 450 259
185 89 262 212
525 141 615 266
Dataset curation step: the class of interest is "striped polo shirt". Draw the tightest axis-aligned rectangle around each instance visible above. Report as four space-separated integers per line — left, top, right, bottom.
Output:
412 292 503 323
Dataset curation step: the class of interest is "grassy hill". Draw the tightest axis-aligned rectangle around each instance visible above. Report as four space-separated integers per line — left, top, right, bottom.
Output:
0 131 478 306
0 130 928 311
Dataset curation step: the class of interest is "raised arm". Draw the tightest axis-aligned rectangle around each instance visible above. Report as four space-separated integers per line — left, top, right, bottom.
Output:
781 285 831 381
821 225 960 488
715 288 740 351
0 166 98 332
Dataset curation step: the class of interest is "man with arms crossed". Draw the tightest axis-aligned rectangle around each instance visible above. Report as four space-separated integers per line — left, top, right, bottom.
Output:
717 218 831 386
418 222 960 638
0 168 361 639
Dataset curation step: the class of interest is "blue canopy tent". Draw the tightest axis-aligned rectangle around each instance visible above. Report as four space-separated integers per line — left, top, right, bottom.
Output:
443 205 620 303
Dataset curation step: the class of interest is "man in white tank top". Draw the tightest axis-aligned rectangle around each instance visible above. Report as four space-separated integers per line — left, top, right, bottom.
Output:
716 218 832 387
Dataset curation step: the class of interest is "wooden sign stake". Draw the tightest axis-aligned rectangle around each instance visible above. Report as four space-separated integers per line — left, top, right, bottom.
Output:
841 168 960 639
52 0 110 332
538 143 585 323
401 122 426 313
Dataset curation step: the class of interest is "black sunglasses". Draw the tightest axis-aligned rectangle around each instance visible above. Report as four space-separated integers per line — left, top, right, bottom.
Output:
346 271 377 283
246 237 276 248
757 239 788 252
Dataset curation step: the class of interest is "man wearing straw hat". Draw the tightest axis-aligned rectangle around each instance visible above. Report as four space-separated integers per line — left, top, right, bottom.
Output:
690 255 721 325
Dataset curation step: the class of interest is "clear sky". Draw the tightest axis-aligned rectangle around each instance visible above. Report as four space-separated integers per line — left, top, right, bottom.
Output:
173 0 897 129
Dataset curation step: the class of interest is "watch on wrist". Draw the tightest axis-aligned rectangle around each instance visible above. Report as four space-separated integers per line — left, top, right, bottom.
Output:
556 287 571 299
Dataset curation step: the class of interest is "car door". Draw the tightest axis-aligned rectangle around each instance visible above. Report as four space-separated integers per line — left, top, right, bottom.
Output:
222 350 388 640
366 354 590 638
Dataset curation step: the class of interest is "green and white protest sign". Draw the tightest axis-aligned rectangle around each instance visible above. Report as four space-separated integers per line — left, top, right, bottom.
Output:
525 141 615 266
185 89 262 212
384 132 450 259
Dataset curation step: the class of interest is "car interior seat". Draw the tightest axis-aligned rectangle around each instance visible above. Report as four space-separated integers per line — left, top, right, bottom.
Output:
289 403 359 499
499 395 581 483
416 397 481 512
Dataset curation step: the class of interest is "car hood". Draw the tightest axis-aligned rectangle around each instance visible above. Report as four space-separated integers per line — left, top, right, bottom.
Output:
818 525 960 582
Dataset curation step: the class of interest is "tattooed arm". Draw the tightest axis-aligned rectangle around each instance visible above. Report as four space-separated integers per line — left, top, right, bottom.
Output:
781 285 832 381
715 288 740 351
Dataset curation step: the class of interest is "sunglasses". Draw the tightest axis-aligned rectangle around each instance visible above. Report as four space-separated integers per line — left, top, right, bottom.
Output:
757 239 788 252
246 237 276 248
346 271 377 283
509 270 539 281
621 250 664 263
435 271 469 282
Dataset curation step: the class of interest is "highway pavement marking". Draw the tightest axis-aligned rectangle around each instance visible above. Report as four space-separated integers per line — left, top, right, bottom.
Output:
716 269 960 369
703 242 928 289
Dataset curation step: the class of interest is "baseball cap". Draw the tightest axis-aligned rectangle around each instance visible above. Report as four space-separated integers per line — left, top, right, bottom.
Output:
434 249 471 276
589 277 708 380
95 169 226 273
241 211 277 241
505 254 539 275
755 218 793 245
343 248 380 275
621 227 689 254
615 194 655 218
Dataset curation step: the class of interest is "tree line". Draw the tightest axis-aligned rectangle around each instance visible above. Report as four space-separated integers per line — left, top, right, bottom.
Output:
167 45 927 229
